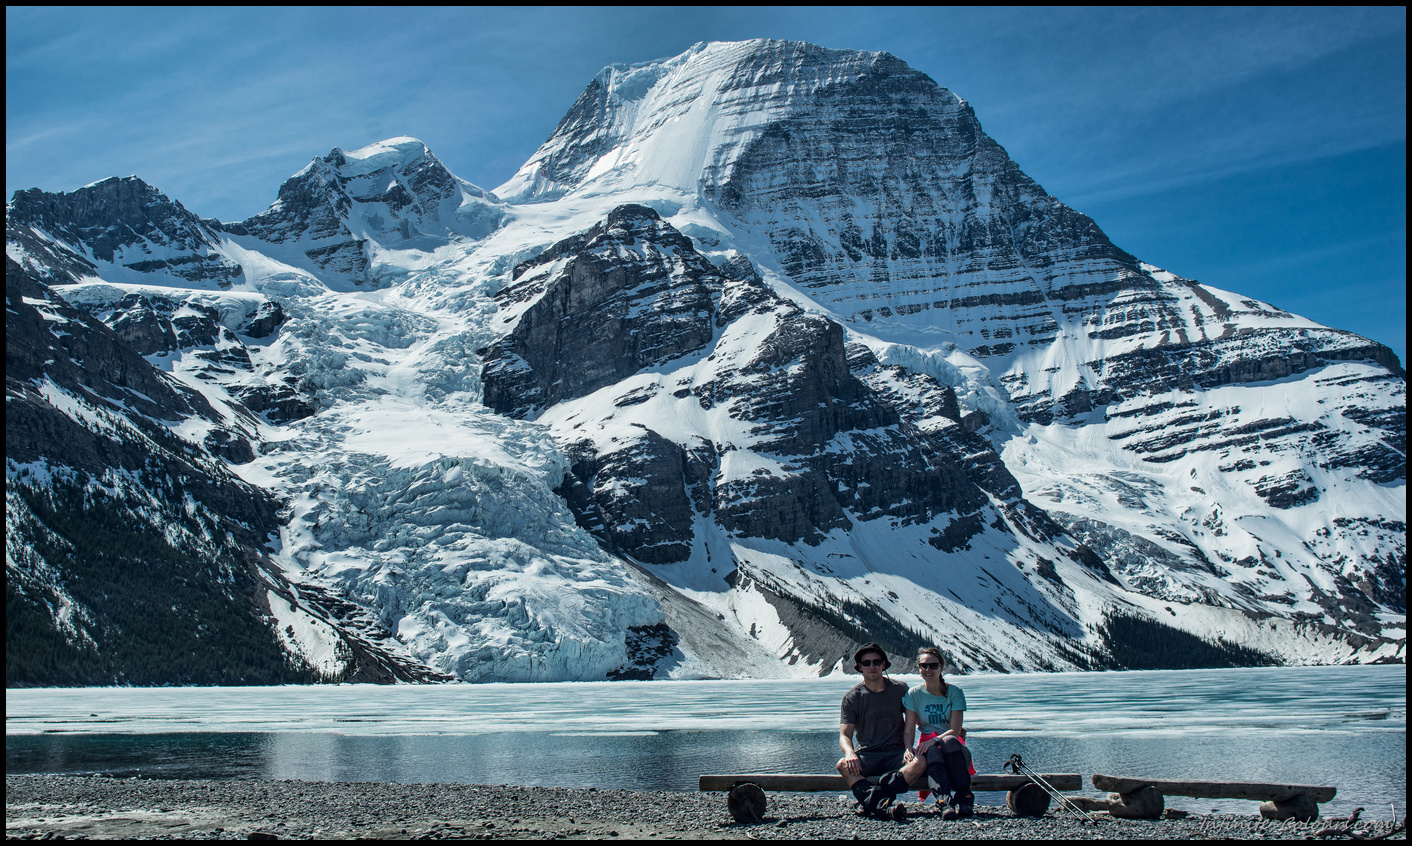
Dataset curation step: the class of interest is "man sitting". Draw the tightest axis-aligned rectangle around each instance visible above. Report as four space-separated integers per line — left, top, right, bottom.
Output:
835 643 915 816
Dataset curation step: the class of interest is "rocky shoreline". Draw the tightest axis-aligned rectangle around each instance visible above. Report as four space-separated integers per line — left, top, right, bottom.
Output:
6 776 1406 840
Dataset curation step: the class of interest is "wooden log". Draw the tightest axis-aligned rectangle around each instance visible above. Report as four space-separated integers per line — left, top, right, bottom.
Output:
700 774 844 792
1259 795 1320 823
699 773 1081 792
727 782 767 824
1006 783 1051 817
1108 786 1165 820
1092 774 1335 803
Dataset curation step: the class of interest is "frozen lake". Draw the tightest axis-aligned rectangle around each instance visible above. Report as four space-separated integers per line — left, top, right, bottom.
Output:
7 665 1405 816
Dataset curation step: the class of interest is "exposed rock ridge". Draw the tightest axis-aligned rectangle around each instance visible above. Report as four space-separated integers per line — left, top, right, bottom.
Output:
481 205 724 417
7 177 242 287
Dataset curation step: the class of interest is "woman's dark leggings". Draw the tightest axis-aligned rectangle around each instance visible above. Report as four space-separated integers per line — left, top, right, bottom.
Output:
924 736 973 799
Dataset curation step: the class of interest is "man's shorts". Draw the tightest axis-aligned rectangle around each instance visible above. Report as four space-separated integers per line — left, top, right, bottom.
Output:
856 747 906 777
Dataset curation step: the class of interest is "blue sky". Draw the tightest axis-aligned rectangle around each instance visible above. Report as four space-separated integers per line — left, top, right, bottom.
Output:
6 7 1406 362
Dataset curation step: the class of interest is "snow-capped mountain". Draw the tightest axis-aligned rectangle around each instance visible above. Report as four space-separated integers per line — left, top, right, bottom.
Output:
6 39 1404 685
222 137 506 286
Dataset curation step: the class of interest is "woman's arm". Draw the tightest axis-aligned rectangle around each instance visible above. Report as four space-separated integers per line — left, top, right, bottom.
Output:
939 708 964 741
903 709 919 761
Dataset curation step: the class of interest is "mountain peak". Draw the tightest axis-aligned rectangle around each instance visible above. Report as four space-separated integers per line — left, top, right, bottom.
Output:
335 136 432 171
5 174 229 283
232 136 503 275
322 137 479 191
495 39 938 203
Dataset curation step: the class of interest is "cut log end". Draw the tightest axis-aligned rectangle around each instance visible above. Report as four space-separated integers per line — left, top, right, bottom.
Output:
726 782 767 824
1007 783 1051 818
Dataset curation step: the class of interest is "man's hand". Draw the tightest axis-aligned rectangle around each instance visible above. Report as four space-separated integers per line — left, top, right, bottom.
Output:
837 722 861 776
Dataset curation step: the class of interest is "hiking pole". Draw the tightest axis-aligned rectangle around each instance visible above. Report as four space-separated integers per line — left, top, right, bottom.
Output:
1005 754 1099 824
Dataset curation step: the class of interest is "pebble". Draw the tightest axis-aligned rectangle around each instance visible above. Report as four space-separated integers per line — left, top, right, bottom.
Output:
4 775 1405 841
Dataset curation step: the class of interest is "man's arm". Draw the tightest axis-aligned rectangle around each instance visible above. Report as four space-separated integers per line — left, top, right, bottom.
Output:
838 722 861 774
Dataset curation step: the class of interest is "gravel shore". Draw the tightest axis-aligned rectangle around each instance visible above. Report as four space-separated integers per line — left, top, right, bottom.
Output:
6 775 1406 840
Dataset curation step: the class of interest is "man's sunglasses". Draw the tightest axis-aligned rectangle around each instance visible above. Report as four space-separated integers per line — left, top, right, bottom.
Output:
858 658 887 667
918 662 941 670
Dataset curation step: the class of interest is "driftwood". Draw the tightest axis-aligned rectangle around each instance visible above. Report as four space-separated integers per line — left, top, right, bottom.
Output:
1312 808 1366 838
1068 788 1166 819
1090 774 1335 822
1092 774 1335 803
1310 809 1410 841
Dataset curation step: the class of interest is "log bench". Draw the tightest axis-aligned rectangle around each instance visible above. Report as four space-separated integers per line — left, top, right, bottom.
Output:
699 773 1082 823
1075 774 1337 822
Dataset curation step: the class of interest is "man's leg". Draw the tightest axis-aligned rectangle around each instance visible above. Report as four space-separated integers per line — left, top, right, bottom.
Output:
861 756 925 812
867 754 926 812
837 755 882 812
898 755 927 789
835 756 864 788
842 751 915 815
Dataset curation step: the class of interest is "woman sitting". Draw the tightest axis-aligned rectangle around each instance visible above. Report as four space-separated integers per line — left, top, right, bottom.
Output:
902 647 974 818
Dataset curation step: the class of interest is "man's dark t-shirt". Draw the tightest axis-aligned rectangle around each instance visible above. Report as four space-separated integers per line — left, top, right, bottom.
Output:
840 677 907 754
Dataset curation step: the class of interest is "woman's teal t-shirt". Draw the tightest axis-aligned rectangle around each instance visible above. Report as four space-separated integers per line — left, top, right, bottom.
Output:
902 683 966 735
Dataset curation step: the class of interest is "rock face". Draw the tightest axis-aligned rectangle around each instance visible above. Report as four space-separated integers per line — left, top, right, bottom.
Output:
7 177 242 287
5 39 1404 684
5 258 231 474
485 206 1001 563
505 39 1401 418
482 205 721 417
